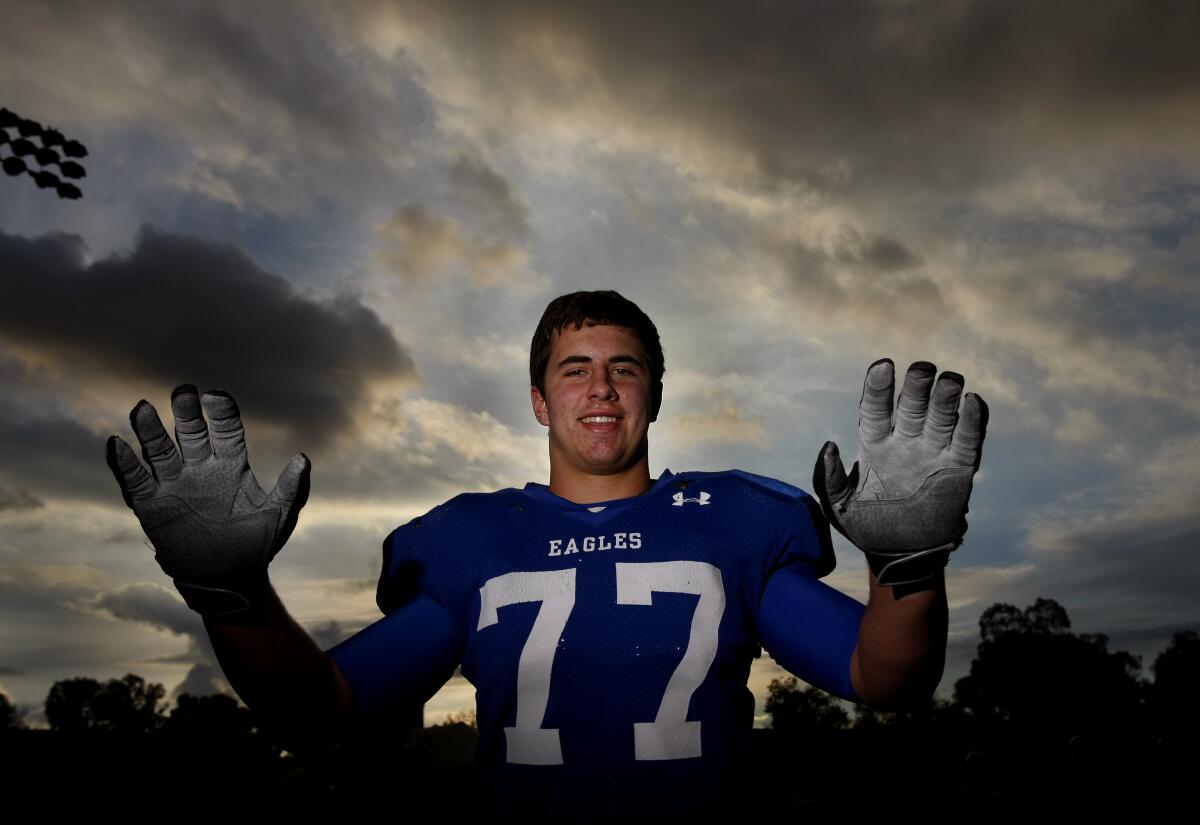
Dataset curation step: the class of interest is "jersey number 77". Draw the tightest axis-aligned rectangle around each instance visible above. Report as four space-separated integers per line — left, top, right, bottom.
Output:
478 560 725 765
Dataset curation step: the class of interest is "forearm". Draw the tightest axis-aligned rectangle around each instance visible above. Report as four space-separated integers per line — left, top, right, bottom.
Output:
849 568 948 708
204 578 355 749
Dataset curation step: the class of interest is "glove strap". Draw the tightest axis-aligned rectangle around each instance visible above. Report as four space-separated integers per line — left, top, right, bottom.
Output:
174 575 270 624
864 542 958 587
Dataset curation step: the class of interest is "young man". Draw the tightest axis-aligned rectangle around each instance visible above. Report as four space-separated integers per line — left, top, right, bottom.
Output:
106 290 987 815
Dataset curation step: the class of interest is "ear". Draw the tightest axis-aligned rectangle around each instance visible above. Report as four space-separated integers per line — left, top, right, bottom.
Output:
531 385 550 427
649 380 663 423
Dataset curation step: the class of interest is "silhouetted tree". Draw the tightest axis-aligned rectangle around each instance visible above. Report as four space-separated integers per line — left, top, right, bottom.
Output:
440 708 478 730
977 598 1071 645
1150 629 1200 734
0 690 22 730
44 677 100 731
159 693 282 789
164 693 256 741
1022 597 1071 635
44 674 165 733
765 676 849 733
955 598 1144 740
979 603 1026 644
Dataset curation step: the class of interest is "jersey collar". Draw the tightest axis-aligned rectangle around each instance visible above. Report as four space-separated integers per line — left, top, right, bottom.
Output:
522 468 676 516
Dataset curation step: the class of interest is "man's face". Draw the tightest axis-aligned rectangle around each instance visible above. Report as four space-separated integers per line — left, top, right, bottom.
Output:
531 322 662 477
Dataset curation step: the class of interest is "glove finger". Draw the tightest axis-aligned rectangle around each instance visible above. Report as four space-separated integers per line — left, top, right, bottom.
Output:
924 371 964 449
894 361 937 438
105 435 158 505
949 392 989 469
129 399 183 483
201 389 248 464
265 453 311 555
858 358 895 446
813 441 852 508
171 384 213 464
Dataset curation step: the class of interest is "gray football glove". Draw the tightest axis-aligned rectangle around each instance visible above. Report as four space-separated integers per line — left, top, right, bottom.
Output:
813 359 988 587
105 384 310 618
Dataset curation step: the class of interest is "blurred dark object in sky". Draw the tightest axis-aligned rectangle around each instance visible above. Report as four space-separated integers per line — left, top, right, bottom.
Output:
0 106 88 198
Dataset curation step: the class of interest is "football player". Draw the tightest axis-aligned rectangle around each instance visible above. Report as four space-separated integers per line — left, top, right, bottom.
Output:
105 290 987 815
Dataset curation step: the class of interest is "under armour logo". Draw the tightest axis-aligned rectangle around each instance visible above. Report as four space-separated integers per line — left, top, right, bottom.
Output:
672 490 711 506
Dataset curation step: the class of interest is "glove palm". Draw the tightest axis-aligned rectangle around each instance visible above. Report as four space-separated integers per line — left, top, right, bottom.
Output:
813 359 988 586
106 385 310 617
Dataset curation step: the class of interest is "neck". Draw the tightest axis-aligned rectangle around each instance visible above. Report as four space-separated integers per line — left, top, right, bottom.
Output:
547 458 655 504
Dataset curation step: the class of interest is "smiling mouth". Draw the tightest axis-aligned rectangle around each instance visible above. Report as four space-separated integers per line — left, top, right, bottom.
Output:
580 415 621 432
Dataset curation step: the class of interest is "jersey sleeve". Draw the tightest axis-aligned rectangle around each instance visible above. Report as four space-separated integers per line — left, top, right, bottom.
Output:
756 564 863 702
326 592 461 716
326 520 463 717
757 483 861 701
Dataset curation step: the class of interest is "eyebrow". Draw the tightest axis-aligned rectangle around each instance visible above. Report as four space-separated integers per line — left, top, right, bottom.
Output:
556 354 644 369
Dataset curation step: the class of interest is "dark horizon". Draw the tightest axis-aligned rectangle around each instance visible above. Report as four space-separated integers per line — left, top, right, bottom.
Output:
2 0 1199 729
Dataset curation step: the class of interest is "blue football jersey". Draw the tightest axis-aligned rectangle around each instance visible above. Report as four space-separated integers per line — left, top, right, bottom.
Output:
334 468 857 815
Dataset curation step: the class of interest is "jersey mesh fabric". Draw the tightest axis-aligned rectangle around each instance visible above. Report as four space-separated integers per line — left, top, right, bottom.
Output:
338 468 857 816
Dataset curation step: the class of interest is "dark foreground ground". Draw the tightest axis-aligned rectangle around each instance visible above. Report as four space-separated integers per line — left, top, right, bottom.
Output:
1 724 1187 816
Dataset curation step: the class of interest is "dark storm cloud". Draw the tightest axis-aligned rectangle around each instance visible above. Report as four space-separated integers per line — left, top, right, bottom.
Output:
0 392 118 505
774 233 948 331
88 582 351 655
836 230 921 273
86 584 230 697
0 1 438 212
389 0 1200 194
89 583 201 638
1029 517 1200 621
0 571 176 686
136 2 381 153
86 582 349 696
0 486 44 513
0 227 416 453
0 349 127 504
447 153 533 240
87 583 221 682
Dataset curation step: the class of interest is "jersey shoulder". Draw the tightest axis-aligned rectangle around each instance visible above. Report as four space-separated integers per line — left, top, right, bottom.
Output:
701 468 808 499
675 468 835 578
671 467 813 505
377 486 525 614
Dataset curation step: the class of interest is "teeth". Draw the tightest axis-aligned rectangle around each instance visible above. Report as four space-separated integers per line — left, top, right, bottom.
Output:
582 416 617 424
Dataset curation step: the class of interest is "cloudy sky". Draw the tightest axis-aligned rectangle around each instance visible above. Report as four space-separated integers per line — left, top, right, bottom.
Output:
2 0 1198 729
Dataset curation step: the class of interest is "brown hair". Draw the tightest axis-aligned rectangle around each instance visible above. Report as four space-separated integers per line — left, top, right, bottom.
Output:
529 290 665 400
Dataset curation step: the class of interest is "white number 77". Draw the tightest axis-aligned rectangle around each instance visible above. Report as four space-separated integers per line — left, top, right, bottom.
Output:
477 561 725 765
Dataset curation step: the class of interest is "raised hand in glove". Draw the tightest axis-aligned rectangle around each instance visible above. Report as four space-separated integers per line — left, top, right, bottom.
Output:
105 385 311 618
813 359 988 587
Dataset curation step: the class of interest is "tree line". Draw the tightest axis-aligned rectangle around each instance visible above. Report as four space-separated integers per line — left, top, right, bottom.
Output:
765 597 1198 739
759 597 1197 812
2 596 1195 811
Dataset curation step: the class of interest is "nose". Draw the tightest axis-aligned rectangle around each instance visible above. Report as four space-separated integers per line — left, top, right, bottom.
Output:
588 370 618 401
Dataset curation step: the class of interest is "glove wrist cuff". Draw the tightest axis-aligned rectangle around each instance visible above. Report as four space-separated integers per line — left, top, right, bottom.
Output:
864 542 957 587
